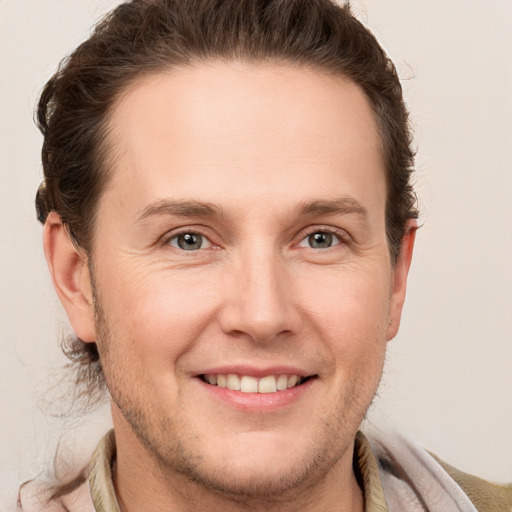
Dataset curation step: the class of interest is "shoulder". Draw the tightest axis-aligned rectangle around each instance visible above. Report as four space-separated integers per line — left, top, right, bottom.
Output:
433 456 512 512
361 424 512 512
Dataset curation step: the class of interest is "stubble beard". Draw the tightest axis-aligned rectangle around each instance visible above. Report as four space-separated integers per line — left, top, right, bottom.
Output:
92 290 380 506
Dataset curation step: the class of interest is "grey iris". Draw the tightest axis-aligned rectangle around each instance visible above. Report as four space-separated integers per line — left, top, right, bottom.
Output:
178 233 203 250
309 232 333 249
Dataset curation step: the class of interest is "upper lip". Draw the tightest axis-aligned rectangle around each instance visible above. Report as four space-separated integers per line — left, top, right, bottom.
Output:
193 365 314 378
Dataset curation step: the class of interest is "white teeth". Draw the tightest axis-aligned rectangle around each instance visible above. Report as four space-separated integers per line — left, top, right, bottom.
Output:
203 373 307 393
276 374 288 391
287 375 298 388
227 374 241 391
258 375 277 393
240 376 259 393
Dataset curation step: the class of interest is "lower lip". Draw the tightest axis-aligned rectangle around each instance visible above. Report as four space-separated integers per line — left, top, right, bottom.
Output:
196 377 315 412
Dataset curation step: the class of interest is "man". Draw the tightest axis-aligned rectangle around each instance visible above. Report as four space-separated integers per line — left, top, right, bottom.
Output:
25 0 511 510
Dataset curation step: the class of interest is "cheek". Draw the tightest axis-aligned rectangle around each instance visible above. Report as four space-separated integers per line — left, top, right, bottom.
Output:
299 265 391 336
99 265 221 365
96 269 223 415
297 264 391 375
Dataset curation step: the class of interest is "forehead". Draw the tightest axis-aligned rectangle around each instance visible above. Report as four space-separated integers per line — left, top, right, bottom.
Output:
104 62 385 216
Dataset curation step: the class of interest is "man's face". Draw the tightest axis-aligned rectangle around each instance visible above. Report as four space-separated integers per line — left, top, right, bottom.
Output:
86 63 411 495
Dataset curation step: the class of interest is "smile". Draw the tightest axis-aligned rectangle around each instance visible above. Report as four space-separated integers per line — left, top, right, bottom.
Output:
200 374 313 394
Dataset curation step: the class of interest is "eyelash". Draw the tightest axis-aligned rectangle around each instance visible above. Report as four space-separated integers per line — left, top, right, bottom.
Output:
162 227 215 252
161 226 349 252
295 226 349 250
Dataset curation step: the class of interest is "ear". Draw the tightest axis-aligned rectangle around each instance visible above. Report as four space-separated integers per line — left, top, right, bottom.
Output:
43 212 96 342
387 220 417 341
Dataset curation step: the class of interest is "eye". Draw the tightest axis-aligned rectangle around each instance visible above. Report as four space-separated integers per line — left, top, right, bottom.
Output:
168 232 212 251
297 230 342 249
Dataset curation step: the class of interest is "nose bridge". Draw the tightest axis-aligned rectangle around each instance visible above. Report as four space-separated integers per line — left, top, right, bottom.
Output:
221 240 297 342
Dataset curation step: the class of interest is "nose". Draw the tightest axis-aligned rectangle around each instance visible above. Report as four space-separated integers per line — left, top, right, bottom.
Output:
218 245 301 344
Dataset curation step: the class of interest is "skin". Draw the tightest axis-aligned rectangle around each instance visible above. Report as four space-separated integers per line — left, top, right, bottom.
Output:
44 62 415 511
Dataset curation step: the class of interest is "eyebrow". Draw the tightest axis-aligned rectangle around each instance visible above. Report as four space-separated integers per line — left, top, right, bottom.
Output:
298 198 368 218
136 200 224 223
136 197 367 224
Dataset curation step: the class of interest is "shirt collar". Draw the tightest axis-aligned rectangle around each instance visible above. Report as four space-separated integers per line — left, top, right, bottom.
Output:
88 429 120 512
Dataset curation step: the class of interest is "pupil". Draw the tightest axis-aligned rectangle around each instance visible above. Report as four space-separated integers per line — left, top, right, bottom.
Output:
178 233 202 250
309 232 332 248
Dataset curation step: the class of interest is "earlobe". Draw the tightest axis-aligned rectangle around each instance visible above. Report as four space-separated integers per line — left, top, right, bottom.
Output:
387 220 417 341
43 212 96 342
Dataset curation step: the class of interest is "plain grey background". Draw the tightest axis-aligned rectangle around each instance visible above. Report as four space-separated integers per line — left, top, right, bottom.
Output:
1 0 511 508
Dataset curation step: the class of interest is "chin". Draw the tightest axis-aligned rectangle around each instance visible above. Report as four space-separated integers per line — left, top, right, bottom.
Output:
181 451 330 500
162 428 345 500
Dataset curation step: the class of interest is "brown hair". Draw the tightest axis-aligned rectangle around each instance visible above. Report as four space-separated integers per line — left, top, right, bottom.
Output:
36 0 417 419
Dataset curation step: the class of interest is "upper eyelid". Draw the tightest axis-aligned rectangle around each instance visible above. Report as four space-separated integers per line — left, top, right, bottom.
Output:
161 226 216 246
293 225 350 243
158 224 350 247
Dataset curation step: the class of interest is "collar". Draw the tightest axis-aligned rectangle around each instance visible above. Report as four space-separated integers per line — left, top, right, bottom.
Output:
88 429 120 512
88 429 388 512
